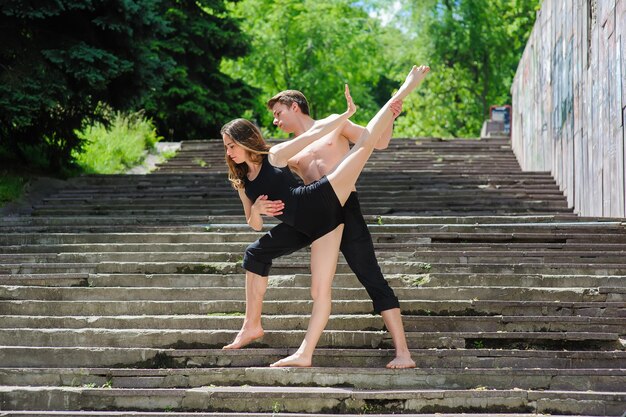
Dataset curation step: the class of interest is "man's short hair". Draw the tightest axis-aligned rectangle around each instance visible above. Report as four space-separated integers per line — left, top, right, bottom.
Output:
267 90 310 115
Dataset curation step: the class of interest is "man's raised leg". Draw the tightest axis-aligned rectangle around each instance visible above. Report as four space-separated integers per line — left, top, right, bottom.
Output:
328 65 430 205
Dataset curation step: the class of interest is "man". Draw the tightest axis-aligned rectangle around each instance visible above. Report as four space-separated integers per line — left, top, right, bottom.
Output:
224 88 415 369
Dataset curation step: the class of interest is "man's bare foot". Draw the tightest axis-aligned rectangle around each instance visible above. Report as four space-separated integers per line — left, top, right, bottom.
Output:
386 354 416 369
222 327 264 349
395 65 430 100
269 352 312 367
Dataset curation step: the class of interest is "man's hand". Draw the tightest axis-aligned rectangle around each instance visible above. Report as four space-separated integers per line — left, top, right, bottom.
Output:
344 84 357 117
390 99 403 119
252 195 285 217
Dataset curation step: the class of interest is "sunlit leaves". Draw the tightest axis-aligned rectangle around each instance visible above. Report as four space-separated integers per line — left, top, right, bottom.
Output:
222 0 389 131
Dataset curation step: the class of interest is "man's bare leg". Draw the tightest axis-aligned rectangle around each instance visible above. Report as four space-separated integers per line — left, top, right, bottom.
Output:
381 308 416 368
223 271 267 349
270 226 343 367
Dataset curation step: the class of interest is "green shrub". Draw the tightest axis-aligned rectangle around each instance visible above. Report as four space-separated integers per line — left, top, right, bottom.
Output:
0 173 27 204
74 111 162 174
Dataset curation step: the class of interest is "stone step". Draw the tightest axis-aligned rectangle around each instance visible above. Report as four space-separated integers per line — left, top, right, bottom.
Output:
97 271 624 291
3 229 626 245
0 214 592 226
3 250 626 266
30 199 570 208
12 259 626 276
0 386 623 415
33 197 568 209
0 285 616 302
2 314 623 334
8 260 611 276
0 328 619 349
3 347 624 369
2 366 625 392
0 412 593 417
2 272 624 290
37 186 565 200
4 241 626 256
38 183 566 196
31 194 563 206
29 206 572 217
45 180 566 194
32 190 569 201
2 299 623 317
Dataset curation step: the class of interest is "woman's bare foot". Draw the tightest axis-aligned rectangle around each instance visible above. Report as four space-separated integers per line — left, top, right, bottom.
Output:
395 65 430 100
269 351 312 367
222 326 264 349
386 354 416 369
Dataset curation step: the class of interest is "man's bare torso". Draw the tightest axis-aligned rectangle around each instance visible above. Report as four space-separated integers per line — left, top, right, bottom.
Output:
287 129 353 187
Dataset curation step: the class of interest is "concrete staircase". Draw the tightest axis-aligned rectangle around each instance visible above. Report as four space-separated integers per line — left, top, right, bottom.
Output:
0 138 624 416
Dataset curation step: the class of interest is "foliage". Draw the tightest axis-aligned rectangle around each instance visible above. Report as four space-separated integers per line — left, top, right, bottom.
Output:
0 0 256 171
221 0 395 134
73 110 162 174
143 0 258 140
0 0 542 173
0 0 170 170
392 0 541 138
0 173 27 204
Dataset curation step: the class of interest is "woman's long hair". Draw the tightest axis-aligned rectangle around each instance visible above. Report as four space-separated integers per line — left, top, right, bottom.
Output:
221 119 270 189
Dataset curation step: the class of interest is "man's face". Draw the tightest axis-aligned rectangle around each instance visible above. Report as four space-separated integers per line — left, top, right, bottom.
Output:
272 102 298 133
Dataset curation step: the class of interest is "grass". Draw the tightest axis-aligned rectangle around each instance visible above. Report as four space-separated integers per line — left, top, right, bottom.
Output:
1 109 167 208
73 110 162 174
0 172 28 204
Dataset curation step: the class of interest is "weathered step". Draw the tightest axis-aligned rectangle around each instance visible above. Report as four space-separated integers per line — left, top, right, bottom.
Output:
28 207 574 217
0 263 98 275
4 240 626 257
31 196 571 210
0 386 623 415
73 260 626 276
2 366 625 392
0 412 592 417
2 299 624 317
2 272 624 291
4 347 624 369
5 248 626 266
5 226 625 246
0 328 619 350
1 285 615 303
3 314 623 335
1 214 591 227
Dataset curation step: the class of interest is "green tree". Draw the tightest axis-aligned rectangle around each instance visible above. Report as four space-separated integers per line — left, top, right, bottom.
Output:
0 0 170 171
143 0 258 140
393 0 541 138
221 0 393 133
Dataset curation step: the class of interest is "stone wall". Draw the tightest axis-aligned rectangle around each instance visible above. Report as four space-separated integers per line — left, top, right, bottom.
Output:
511 0 625 217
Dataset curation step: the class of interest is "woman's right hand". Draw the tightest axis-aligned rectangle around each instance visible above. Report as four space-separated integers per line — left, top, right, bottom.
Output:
252 195 284 217
344 84 356 117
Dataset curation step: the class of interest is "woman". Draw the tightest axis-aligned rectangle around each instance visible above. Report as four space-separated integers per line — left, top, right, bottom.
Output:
222 65 430 367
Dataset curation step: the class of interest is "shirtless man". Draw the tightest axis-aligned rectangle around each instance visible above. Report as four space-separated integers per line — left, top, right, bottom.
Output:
223 87 416 369
268 91 415 369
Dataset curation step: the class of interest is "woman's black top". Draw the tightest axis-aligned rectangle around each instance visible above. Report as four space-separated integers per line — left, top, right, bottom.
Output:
243 155 344 240
244 155 300 227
